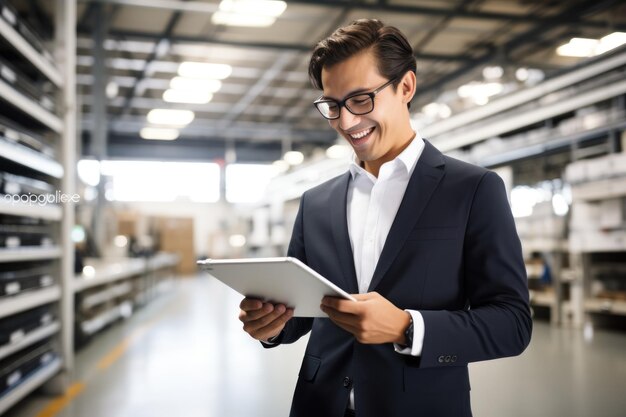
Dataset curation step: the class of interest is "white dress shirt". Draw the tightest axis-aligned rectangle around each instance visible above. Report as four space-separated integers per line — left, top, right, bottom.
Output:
346 135 426 409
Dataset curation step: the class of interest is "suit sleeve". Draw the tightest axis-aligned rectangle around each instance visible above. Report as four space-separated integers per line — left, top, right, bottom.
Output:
262 193 314 348
418 171 532 367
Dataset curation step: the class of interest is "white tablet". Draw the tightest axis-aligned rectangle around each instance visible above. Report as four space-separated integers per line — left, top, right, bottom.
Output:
197 257 356 317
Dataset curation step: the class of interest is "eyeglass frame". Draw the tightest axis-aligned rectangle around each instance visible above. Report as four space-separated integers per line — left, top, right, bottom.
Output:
312 77 399 120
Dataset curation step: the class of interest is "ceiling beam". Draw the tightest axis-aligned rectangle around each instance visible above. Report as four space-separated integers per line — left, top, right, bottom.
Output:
81 116 335 142
77 0 626 30
75 27 474 62
118 8 183 116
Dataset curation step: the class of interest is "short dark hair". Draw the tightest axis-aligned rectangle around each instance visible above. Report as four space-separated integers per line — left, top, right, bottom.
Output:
308 19 416 95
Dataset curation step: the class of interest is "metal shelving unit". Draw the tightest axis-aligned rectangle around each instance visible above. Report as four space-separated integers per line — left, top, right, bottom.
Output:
0 321 61 361
0 357 62 415
0 247 62 263
0 0 76 414
0 286 61 319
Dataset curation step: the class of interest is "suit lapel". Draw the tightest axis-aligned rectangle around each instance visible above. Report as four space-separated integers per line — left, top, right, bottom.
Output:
330 172 359 293
367 140 446 292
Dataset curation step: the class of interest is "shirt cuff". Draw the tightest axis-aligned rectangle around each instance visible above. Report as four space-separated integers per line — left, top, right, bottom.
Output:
261 332 282 345
393 310 425 356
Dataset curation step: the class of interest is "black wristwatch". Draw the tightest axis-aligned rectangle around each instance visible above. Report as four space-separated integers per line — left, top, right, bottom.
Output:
404 314 414 347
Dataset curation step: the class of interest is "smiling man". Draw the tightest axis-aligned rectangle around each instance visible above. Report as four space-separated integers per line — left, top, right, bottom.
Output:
238 19 532 417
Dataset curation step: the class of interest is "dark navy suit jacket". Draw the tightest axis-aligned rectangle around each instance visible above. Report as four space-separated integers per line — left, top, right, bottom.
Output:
265 140 532 417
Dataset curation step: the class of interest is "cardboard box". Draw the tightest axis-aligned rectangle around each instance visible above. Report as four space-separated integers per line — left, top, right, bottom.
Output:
586 157 611 181
564 160 587 184
599 198 625 229
153 217 194 275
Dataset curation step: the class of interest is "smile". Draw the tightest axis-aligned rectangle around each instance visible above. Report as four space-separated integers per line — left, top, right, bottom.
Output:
348 127 374 141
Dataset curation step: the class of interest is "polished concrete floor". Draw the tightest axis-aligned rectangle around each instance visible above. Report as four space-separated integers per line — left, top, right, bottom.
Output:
4 274 626 417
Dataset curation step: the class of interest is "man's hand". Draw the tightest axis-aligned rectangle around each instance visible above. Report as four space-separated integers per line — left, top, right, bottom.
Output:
321 292 410 345
239 298 294 341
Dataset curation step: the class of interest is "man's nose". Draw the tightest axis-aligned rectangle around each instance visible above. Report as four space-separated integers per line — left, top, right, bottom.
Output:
338 107 359 130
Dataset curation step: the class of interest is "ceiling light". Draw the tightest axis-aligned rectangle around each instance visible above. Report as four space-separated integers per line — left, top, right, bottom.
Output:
219 0 287 16
140 127 180 141
212 12 276 27
557 37 599 57
473 96 489 106
146 109 195 126
178 62 232 79
212 0 286 27
170 77 222 93
515 68 529 82
114 235 128 248
229 234 246 248
482 66 503 80
272 160 289 173
163 89 213 104
597 32 626 54
106 81 119 99
284 151 304 166
326 144 351 159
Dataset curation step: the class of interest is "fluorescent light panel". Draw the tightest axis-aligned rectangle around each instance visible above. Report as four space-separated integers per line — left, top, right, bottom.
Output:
284 151 304 165
178 62 232 79
163 89 213 104
170 77 222 92
146 109 195 126
557 32 626 57
212 0 286 27
219 0 286 16
140 127 180 140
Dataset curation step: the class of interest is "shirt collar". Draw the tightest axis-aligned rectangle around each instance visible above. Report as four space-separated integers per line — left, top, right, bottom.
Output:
348 131 424 180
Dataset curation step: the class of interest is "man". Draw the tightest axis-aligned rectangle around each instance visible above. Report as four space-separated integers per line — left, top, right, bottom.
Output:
239 19 532 417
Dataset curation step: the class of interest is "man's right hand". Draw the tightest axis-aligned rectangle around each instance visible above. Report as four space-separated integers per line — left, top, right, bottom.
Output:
239 298 294 341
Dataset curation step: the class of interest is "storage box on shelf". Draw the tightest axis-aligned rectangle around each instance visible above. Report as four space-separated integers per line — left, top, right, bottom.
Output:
0 0 74 413
566 153 626 329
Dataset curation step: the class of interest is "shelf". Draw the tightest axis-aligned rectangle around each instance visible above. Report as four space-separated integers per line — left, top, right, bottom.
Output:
0 357 61 415
0 139 64 178
80 301 132 336
74 258 146 293
146 252 179 271
0 286 60 320
529 290 556 307
0 321 60 361
571 177 626 201
80 282 133 310
0 79 62 133
584 298 626 316
0 198 62 221
0 17 62 87
0 246 62 263
521 238 568 253
477 120 626 168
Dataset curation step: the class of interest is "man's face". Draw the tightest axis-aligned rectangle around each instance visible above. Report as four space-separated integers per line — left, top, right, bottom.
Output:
320 51 411 170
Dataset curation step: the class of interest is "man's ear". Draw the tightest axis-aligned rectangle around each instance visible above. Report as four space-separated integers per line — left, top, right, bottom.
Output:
400 71 417 104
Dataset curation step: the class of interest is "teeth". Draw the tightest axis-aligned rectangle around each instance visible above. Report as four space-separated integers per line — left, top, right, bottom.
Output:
349 128 373 140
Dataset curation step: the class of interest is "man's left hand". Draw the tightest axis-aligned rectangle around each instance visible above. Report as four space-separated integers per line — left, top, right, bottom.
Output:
321 292 411 344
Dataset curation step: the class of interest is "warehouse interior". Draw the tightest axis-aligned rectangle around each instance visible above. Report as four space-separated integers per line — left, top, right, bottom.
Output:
1 0 626 416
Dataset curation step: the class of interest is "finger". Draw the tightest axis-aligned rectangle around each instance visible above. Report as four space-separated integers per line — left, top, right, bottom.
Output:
322 305 359 327
321 297 359 313
251 309 294 340
240 302 274 322
351 293 373 301
245 304 287 330
240 298 264 311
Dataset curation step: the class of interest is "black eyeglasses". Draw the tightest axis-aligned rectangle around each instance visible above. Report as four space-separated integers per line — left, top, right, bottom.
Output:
313 77 398 120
